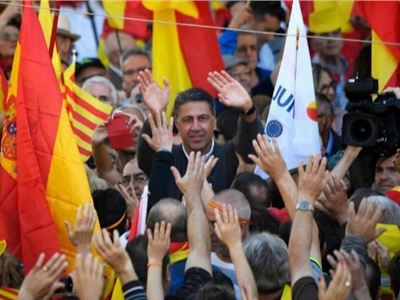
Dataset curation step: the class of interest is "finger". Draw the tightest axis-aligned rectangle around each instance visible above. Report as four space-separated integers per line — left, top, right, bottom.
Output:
142 134 153 147
168 117 174 133
162 77 170 89
93 232 106 255
213 71 229 85
221 70 234 83
165 223 172 241
102 229 113 246
222 204 229 224
76 205 83 227
207 74 223 91
233 208 239 224
159 221 166 240
147 113 156 134
227 205 234 223
317 157 327 177
257 134 269 154
113 230 121 248
214 208 223 226
317 276 327 297
34 253 46 270
326 254 338 270
187 152 195 175
305 156 313 173
155 111 162 129
347 201 356 224
373 227 386 240
161 111 167 129
64 221 72 236
248 154 261 167
251 139 263 158
146 228 153 241
154 222 160 241
170 166 181 183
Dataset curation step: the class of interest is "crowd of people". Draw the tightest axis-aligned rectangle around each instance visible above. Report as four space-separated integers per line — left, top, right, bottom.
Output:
0 1 400 300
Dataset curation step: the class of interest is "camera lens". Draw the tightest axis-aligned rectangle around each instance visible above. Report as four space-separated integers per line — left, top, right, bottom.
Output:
350 118 373 142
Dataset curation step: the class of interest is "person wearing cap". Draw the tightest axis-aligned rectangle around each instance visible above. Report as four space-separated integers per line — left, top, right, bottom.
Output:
56 15 80 68
223 55 252 94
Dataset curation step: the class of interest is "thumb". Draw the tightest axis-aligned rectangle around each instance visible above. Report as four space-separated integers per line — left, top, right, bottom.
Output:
163 77 170 89
64 221 72 236
374 227 387 240
142 134 153 147
170 166 181 182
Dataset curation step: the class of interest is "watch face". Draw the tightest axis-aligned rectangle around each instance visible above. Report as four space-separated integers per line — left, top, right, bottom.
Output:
297 201 313 211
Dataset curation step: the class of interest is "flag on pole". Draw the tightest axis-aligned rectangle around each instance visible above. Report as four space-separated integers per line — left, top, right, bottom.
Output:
256 0 320 178
142 0 224 118
0 2 96 273
63 63 112 161
359 2 400 92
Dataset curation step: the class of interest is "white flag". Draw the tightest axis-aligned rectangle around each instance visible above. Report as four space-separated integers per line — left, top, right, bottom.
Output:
256 0 321 178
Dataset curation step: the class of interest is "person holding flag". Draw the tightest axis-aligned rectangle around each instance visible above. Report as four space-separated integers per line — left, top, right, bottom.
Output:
255 0 321 179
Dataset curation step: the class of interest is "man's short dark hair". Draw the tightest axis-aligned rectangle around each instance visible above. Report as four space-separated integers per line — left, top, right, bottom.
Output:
190 283 236 300
173 88 215 118
122 48 151 64
147 198 187 242
250 2 286 23
92 188 127 234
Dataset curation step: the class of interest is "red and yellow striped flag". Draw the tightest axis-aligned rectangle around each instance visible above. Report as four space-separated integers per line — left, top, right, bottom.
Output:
0 2 95 273
0 287 18 300
142 0 224 117
63 63 112 161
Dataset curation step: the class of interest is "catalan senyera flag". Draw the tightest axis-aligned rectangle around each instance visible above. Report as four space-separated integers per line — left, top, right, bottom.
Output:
63 63 112 161
255 0 320 179
0 67 8 114
0 3 94 272
142 0 224 118
360 1 400 92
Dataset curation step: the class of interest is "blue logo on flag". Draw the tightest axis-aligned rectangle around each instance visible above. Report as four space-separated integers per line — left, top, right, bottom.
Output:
266 120 283 138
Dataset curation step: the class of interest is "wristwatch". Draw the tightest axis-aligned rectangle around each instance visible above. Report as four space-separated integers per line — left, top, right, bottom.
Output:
296 201 314 212
241 104 256 116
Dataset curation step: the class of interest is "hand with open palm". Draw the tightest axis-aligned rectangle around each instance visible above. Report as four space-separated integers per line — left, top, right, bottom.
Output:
207 70 253 113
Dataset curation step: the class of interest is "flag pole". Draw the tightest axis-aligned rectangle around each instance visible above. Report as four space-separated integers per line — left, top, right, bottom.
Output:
49 0 61 58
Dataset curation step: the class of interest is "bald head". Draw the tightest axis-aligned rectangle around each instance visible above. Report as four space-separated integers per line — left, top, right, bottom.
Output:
211 189 251 221
147 198 187 242
105 32 136 67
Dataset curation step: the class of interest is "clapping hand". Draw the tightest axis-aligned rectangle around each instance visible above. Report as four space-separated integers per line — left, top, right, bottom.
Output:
214 205 242 249
18 253 68 300
64 203 97 254
74 254 104 300
142 111 174 152
138 69 170 115
249 135 287 179
207 70 252 113
346 200 386 243
147 221 171 265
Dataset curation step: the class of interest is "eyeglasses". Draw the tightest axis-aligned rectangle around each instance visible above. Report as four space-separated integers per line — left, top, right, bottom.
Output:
0 32 18 42
236 45 257 54
229 69 251 78
208 200 251 225
320 81 337 93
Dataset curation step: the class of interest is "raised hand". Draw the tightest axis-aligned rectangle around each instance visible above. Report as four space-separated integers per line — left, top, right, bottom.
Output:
327 249 370 298
147 221 171 265
142 111 174 152
204 155 218 178
317 175 348 224
74 254 104 300
297 156 329 203
92 124 108 146
346 200 386 242
214 205 241 249
171 151 206 196
207 70 252 113
249 135 287 179
115 183 138 219
18 253 68 300
318 261 352 300
138 69 170 115
64 203 97 254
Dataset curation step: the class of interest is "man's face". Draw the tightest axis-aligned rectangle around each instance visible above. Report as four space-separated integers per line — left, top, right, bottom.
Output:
0 25 19 58
313 30 343 59
228 64 252 93
236 34 258 70
175 102 215 154
85 83 113 106
317 70 336 102
122 54 151 95
122 160 148 199
374 155 400 194
254 13 281 43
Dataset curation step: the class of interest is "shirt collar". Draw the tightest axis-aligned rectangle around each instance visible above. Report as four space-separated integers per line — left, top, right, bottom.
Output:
182 139 215 161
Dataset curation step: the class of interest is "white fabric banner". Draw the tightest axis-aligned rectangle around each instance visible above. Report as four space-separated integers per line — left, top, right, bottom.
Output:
256 0 321 179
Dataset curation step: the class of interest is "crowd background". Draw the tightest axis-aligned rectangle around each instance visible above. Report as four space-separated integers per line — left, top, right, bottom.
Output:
0 1 399 300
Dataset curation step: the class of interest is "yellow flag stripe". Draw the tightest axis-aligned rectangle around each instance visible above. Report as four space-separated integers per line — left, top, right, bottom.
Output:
371 31 398 92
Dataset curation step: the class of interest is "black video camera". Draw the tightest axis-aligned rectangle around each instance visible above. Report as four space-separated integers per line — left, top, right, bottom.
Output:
342 77 400 155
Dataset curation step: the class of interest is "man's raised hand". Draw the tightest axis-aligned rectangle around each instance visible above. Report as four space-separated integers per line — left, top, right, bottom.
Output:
142 111 174 152
207 70 252 113
138 69 170 115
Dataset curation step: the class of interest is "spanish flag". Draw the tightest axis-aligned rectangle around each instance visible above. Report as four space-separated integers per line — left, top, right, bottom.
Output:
0 3 93 272
360 2 400 92
142 0 223 117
